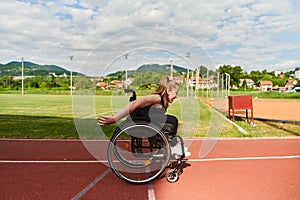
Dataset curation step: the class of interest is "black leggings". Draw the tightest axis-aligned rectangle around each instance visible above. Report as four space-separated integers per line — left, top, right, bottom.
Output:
161 115 178 144
129 108 178 141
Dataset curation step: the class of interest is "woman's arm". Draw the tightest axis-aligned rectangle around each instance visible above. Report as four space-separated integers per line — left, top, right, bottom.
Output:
98 94 161 126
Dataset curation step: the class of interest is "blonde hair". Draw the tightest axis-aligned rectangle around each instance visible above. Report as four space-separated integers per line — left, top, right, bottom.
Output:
153 76 178 108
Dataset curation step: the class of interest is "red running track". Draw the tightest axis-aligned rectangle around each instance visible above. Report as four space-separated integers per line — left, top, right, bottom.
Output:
0 138 299 200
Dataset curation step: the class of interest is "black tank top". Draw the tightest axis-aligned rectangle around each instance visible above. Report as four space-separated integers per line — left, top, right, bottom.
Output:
129 96 166 121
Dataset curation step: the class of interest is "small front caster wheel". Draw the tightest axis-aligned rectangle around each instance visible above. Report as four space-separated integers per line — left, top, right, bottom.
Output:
166 169 179 183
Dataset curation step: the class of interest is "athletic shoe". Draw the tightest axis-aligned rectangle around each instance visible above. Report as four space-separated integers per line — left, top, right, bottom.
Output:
170 143 191 157
185 150 191 157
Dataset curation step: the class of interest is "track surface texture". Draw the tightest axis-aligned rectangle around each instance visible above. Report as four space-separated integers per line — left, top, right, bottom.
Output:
1 138 299 200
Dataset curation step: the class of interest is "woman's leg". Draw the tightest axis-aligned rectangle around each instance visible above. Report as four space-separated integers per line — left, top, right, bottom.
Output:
163 115 178 145
165 115 178 133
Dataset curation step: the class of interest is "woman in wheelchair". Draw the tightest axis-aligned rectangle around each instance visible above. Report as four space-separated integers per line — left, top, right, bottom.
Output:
99 76 190 183
98 76 190 158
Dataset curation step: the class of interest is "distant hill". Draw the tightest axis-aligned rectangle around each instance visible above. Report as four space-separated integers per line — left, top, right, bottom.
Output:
107 63 188 77
0 61 82 77
137 64 187 73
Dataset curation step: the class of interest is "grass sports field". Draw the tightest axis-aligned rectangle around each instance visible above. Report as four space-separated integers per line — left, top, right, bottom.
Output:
0 94 299 138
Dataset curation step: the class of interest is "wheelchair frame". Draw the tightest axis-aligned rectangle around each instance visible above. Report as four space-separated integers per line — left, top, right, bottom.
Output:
107 89 186 183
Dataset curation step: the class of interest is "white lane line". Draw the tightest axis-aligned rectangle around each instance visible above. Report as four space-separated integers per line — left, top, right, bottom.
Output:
1 155 299 164
187 155 300 162
0 138 110 142
147 181 156 200
1 137 299 142
71 168 111 200
0 160 107 164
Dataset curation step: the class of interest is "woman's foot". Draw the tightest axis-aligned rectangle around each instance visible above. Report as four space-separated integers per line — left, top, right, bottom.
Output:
171 143 191 158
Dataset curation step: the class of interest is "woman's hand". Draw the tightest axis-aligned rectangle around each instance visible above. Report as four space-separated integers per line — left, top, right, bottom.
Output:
98 115 115 126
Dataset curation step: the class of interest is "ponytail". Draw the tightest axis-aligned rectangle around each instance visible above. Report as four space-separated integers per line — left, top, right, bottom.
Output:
153 76 178 108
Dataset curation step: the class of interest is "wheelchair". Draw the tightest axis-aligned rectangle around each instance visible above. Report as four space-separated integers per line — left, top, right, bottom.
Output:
107 89 186 184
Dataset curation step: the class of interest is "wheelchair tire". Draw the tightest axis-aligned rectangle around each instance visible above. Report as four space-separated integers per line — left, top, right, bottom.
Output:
107 120 171 184
166 169 179 183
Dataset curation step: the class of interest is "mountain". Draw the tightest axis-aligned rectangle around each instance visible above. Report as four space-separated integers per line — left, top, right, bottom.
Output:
137 64 187 73
0 61 82 77
107 63 188 77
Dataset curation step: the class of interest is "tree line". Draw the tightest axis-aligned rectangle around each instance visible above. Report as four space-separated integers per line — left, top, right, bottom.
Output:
0 75 74 91
0 65 299 92
217 65 299 88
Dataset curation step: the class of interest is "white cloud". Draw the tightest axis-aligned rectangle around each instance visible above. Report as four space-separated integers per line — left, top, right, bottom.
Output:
0 0 299 75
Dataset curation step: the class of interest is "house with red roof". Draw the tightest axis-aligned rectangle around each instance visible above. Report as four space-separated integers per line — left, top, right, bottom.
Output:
258 80 272 91
96 81 107 89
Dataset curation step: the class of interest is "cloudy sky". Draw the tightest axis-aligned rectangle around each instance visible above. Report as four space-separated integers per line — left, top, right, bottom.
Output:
1 0 299 76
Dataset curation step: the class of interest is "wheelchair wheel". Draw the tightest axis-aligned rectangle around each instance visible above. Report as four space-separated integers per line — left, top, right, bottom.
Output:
107 121 170 184
166 169 179 183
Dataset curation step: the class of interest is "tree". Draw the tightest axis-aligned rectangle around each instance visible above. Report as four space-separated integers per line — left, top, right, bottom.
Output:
131 71 164 87
242 79 247 90
250 70 262 84
217 65 243 87
74 76 93 89
46 75 59 88
272 77 287 87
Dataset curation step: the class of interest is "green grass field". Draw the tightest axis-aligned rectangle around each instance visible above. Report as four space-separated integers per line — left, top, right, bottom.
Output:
0 94 299 138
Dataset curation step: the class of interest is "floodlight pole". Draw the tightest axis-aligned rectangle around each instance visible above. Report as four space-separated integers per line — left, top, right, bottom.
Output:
170 58 173 79
206 68 209 98
21 57 24 95
185 52 190 97
196 66 200 97
224 74 227 97
69 55 73 96
221 74 224 97
191 70 194 96
217 72 220 99
225 73 230 96
124 54 128 88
